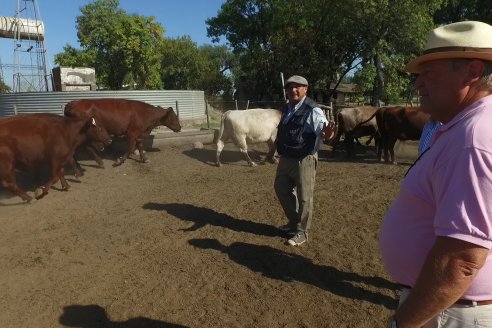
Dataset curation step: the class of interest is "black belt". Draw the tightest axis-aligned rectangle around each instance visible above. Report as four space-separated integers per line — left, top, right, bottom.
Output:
398 284 492 306
454 299 492 306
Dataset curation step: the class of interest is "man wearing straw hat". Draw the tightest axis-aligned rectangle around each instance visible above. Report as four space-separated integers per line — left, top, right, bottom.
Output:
380 21 492 327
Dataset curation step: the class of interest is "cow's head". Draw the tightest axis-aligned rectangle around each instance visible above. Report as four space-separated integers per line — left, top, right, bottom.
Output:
85 117 112 150
160 107 182 132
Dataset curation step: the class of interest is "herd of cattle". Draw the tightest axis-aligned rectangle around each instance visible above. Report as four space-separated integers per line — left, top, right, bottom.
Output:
0 99 429 203
329 105 429 163
0 99 181 203
214 104 429 168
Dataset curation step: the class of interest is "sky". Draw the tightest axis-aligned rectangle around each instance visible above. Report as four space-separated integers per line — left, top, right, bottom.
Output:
0 0 227 88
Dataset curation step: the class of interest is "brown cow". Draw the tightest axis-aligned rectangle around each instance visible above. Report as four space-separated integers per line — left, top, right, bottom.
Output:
377 106 429 164
64 99 182 167
0 113 112 203
326 106 380 157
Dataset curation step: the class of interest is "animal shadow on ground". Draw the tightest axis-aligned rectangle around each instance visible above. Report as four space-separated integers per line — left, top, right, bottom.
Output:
189 238 400 310
318 144 381 164
0 166 73 205
182 147 270 166
59 304 188 328
142 202 281 237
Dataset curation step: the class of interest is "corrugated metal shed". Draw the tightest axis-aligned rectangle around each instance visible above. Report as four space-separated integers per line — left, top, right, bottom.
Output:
0 90 206 123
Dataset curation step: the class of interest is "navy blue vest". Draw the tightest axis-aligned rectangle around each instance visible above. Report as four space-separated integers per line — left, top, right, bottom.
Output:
277 97 318 158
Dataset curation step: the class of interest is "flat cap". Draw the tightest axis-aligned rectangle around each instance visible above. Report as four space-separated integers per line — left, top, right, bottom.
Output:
284 75 308 88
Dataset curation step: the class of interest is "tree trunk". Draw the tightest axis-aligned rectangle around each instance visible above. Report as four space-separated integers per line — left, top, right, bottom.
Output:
371 53 385 107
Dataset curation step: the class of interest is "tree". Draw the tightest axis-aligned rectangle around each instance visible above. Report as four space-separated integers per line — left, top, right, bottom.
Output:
0 79 12 93
65 0 164 89
434 0 492 25
199 45 235 98
207 0 444 105
54 44 96 67
160 36 208 90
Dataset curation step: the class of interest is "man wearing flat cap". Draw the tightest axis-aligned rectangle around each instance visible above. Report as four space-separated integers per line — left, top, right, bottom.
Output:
273 75 327 246
380 21 492 327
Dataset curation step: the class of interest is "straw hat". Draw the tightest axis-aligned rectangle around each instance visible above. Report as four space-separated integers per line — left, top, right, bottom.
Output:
404 21 492 73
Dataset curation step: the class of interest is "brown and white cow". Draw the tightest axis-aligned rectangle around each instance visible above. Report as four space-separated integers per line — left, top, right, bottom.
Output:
0 113 112 203
64 98 181 167
326 106 380 157
377 106 429 164
216 108 281 167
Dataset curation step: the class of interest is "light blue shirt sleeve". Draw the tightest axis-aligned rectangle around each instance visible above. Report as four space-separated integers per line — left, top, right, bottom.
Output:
309 106 328 135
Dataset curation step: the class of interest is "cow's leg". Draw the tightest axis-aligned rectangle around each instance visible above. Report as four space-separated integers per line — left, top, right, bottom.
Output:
34 165 69 199
265 139 278 164
216 139 225 167
235 137 256 167
374 134 381 158
389 139 398 165
114 136 137 166
1 174 33 203
136 139 149 163
345 133 355 157
241 148 256 167
382 135 390 162
382 134 390 163
86 145 105 168
67 156 82 179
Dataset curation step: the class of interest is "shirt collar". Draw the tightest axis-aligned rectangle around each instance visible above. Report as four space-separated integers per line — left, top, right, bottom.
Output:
287 96 307 111
432 94 492 141
440 94 492 132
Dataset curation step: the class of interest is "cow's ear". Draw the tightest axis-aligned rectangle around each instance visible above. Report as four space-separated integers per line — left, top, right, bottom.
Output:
91 117 97 126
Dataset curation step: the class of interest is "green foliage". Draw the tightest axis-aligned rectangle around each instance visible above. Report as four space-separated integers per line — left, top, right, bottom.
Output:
161 36 208 90
54 0 233 93
0 79 12 93
434 0 492 24
199 45 235 98
54 44 96 67
73 0 164 89
207 0 445 104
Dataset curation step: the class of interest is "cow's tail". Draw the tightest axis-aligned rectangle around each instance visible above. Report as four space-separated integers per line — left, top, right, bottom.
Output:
353 111 378 131
215 111 227 144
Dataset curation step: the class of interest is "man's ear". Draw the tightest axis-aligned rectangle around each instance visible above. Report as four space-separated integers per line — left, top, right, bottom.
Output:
467 60 485 84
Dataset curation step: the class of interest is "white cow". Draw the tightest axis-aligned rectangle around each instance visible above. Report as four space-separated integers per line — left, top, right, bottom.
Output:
216 108 281 167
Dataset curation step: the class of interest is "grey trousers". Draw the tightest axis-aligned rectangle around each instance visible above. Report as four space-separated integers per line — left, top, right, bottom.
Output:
274 154 318 233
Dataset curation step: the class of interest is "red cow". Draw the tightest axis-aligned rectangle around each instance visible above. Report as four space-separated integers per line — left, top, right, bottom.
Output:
377 106 429 164
0 113 112 203
64 99 182 167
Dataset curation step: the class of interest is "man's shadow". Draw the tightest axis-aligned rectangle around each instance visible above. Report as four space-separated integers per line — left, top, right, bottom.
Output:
188 238 399 310
59 304 188 328
142 202 281 237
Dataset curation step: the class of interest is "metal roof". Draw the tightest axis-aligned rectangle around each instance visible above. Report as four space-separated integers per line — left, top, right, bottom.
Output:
0 90 206 122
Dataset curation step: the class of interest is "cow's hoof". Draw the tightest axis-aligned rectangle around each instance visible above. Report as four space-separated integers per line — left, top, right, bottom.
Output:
143 159 150 163
249 162 258 167
34 187 47 200
216 162 222 167
97 163 105 169
113 158 123 167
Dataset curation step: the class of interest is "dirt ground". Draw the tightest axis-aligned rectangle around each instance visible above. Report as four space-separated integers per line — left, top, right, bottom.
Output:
0 138 419 328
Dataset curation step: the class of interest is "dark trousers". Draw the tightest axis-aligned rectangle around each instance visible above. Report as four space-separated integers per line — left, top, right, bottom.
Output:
274 154 317 232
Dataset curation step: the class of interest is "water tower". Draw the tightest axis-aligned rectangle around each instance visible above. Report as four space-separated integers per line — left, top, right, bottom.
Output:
0 0 52 92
